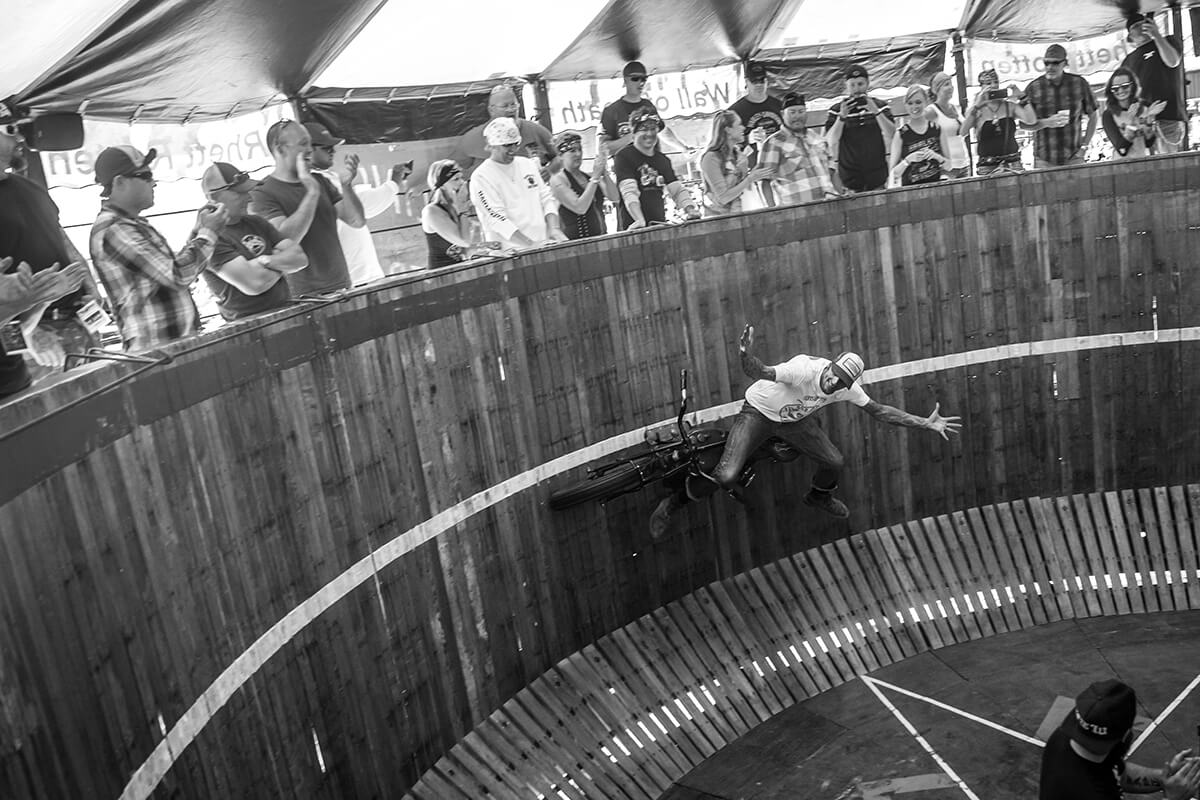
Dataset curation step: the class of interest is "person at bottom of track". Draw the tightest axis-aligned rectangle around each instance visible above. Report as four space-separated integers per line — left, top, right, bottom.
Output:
649 324 961 540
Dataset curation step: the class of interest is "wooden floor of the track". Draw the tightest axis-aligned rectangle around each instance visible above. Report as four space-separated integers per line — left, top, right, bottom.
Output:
661 611 1200 799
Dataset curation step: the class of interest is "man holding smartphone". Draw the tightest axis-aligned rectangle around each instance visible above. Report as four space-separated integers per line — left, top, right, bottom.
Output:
0 109 98 397
1120 12 1185 153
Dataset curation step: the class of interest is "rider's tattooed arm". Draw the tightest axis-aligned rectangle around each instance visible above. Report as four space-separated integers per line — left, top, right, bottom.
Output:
740 349 776 382
861 400 929 429
738 324 776 381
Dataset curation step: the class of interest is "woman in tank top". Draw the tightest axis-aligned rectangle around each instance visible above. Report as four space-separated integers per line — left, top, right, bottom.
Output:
547 132 617 239
698 110 772 216
927 72 970 178
421 160 494 269
962 68 1037 176
888 85 950 187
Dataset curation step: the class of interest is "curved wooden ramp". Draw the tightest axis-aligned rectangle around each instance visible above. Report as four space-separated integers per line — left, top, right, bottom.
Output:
407 487 1200 799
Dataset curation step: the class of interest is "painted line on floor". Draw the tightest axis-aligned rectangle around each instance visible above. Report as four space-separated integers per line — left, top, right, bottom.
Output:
862 675 982 800
1129 671 1200 755
868 677 1044 747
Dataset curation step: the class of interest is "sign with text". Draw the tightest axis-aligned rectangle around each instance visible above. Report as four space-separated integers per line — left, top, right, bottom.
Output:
547 64 743 131
966 32 1131 86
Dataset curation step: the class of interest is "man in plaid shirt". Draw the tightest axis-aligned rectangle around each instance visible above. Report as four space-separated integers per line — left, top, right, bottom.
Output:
1022 44 1098 168
758 92 838 206
89 146 227 352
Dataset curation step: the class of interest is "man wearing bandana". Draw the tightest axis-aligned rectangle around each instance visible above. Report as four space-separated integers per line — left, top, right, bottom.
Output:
613 108 700 230
469 117 567 251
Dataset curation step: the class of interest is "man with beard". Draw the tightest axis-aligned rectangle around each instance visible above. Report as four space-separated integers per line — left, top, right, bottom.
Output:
249 120 363 295
824 64 896 193
613 108 700 230
1039 679 1200 799
758 92 838 206
0 110 96 394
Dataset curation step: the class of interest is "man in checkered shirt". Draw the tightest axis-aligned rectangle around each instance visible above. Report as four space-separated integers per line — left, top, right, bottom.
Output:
758 92 839 206
1022 44 1098 168
89 146 227 352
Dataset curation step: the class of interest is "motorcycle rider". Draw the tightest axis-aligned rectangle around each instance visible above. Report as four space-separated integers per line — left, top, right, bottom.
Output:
649 323 961 539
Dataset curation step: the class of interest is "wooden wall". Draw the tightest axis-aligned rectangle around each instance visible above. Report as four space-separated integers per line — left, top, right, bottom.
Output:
1 154 1199 799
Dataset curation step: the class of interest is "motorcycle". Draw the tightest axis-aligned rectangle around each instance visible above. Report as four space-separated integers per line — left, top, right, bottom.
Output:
547 369 801 510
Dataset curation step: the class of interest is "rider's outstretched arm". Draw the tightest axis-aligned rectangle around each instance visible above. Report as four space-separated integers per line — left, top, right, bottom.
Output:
739 324 776 381
860 400 961 440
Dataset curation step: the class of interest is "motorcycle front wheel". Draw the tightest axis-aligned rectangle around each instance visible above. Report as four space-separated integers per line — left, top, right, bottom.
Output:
547 461 657 510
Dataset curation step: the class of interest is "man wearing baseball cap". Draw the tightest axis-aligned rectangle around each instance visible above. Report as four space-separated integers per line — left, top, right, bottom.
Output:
649 324 960 540
469 117 566 251
599 61 690 157
613 107 700 229
1039 679 1200 799
89 146 227 352
1022 44 1098 168
728 62 784 207
758 92 838 206
304 121 404 284
199 162 308 321
825 64 895 193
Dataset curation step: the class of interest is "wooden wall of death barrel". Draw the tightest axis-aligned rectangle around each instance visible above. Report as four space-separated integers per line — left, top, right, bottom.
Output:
1 153 1198 799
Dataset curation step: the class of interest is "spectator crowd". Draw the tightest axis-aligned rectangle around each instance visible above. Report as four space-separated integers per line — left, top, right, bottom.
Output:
0 11 1190 401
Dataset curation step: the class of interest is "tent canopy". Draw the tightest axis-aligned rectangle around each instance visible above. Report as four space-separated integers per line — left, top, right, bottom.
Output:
6 0 1190 123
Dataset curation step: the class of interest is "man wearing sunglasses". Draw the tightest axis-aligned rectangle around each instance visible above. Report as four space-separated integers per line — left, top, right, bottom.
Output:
599 61 691 157
199 162 308 321
89 146 227 352
1022 44 1098 168
0 110 94 396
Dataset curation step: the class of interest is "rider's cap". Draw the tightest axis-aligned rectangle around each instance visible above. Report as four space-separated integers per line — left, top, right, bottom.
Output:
829 352 864 389
1070 680 1136 749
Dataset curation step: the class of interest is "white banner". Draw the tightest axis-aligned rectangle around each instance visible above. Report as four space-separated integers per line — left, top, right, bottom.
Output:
966 32 1131 86
546 64 742 131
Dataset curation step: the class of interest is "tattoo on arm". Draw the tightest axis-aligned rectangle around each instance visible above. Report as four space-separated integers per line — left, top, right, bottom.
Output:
740 350 775 381
863 400 927 429
1120 763 1164 793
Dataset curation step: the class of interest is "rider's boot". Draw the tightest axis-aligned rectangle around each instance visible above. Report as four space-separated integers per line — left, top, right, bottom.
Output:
803 485 849 518
649 493 687 541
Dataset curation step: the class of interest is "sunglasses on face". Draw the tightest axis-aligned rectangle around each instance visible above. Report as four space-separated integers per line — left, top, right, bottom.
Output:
128 170 155 182
1111 82 1133 91
1044 59 1065 66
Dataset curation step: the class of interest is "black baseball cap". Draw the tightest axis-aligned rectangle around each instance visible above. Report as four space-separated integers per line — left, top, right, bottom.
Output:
1070 680 1136 750
745 63 768 82
95 146 156 186
623 61 648 78
844 64 869 80
782 92 806 109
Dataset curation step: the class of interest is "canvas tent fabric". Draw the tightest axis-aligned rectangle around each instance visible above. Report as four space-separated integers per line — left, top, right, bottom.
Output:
6 0 1194 123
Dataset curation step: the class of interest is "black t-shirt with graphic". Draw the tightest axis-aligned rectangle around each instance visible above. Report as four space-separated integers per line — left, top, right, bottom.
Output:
897 122 943 186
825 98 894 191
601 98 659 146
729 96 783 142
1038 726 1124 800
203 214 291 321
614 145 679 229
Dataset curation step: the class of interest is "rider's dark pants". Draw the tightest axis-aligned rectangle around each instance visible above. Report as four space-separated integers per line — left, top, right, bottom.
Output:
687 402 844 500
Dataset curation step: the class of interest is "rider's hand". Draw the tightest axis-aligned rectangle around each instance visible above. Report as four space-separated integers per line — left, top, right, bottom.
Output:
739 323 755 353
926 402 962 440
1164 754 1200 800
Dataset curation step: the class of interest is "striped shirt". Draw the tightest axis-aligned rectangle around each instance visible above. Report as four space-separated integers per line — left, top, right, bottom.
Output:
89 201 216 352
759 127 834 206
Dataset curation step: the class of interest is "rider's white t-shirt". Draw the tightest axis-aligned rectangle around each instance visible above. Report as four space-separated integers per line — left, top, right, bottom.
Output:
745 354 871 422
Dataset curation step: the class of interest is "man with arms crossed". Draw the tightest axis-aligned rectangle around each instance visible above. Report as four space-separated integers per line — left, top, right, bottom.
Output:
650 324 960 539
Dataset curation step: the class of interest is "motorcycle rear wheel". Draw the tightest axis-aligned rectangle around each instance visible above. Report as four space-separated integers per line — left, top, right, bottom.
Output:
547 462 656 510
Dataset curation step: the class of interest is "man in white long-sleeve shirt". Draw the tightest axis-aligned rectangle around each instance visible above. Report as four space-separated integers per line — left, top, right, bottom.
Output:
469 118 567 252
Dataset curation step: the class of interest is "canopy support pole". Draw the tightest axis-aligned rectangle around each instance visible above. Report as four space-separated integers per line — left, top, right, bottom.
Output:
952 32 973 169
1169 1 1188 150
531 77 553 134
